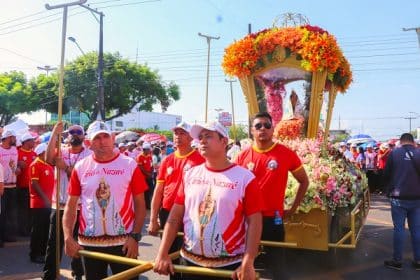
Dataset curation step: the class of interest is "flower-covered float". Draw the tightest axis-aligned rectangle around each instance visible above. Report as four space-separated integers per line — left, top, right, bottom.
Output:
222 15 368 250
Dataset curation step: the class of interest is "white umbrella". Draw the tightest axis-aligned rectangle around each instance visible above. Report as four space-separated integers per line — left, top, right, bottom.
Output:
115 131 140 144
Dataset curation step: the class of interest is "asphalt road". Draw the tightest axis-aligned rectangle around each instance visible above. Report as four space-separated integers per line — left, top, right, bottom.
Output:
0 194 418 280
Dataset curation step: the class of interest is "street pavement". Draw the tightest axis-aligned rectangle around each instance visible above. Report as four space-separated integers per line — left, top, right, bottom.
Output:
0 194 418 279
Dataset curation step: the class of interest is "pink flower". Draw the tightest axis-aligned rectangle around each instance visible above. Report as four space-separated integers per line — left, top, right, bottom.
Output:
325 177 337 194
314 195 323 206
333 192 341 203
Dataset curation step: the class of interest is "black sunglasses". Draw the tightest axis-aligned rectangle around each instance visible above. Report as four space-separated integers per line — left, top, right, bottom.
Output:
254 122 272 130
69 130 83 136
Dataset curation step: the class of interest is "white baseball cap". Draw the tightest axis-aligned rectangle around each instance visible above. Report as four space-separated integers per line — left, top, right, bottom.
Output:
86 121 111 140
171 121 191 133
190 121 228 139
20 132 36 142
35 143 48 155
118 143 126 148
142 142 151 149
1 129 16 139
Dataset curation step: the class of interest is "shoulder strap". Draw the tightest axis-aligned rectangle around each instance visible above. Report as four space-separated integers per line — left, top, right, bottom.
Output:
403 146 420 177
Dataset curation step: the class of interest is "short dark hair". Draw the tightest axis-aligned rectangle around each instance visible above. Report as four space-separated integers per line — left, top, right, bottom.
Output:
400 133 414 143
251 112 272 123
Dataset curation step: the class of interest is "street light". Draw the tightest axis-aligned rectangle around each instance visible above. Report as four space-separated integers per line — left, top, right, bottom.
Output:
198 32 220 122
67 36 85 55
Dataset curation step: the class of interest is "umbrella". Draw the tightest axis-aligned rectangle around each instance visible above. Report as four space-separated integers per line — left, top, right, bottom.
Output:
359 141 378 150
346 134 373 141
346 134 374 145
140 133 165 143
39 131 52 143
115 131 140 144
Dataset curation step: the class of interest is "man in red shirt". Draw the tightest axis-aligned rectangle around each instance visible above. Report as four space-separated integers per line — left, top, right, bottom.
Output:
377 143 391 193
136 142 153 209
16 132 37 236
154 121 262 280
235 112 309 279
28 143 54 264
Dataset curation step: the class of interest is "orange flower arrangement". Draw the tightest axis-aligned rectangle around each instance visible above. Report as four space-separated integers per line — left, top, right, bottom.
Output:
274 118 305 140
222 25 352 92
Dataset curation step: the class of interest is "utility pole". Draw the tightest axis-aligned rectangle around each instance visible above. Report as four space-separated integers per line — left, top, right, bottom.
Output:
225 79 237 139
403 27 420 48
44 2 86 279
198 32 220 122
37 65 57 125
404 112 418 132
78 3 105 121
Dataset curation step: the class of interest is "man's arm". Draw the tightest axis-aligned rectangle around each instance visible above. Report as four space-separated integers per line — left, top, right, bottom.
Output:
63 195 83 257
46 121 66 170
122 193 146 258
148 181 164 235
46 122 61 165
153 204 184 276
137 163 152 178
383 151 394 192
234 212 262 280
284 166 309 219
31 179 51 208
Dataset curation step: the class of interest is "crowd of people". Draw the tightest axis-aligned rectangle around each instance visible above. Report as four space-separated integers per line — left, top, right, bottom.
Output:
0 113 418 279
338 140 394 193
0 112 309 280
338 134 420 271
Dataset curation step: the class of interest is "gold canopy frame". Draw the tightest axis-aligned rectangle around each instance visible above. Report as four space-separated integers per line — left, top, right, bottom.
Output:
238 46 338 139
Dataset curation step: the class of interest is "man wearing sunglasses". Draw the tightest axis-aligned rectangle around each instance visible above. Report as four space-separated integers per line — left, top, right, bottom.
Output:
43 122 91 280
235 112 309 279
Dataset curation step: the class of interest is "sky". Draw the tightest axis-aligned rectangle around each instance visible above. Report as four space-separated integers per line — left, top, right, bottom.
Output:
0 0 419 141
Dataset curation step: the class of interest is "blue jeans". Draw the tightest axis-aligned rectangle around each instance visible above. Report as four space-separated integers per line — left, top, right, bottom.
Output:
390 198 420 262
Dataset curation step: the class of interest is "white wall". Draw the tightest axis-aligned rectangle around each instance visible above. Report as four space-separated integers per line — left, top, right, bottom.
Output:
108 106 181 131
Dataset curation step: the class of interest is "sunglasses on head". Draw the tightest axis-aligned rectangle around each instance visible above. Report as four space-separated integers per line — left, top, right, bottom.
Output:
69 130 83 136
254 122 272 130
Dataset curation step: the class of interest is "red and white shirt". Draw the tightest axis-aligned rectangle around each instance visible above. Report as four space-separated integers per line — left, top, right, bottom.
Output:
68 153 148 247
175 164 262 267
17 148 37 188
157 149 204 211
0 145 18 187
29 158 54 208
52 147 91 208
235 143 302 217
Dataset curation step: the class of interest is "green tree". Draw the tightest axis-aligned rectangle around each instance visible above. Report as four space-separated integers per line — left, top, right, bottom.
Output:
0 71 35 126
229 124 249 140
30 52 180 122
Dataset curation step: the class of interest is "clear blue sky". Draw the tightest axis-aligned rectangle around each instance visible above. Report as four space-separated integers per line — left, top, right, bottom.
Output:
1 0 419 140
